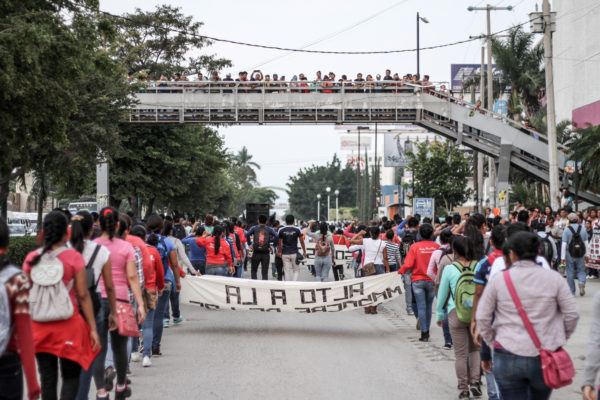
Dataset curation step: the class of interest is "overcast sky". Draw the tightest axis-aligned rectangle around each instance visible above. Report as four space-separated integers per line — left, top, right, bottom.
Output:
101 0 541 202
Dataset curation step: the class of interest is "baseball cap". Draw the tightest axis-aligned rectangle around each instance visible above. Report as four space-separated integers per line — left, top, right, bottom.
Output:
568 213 579 223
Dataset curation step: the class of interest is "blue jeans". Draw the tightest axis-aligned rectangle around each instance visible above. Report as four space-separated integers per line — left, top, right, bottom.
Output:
485 371 502 400
314 256 332 282
566 256 586 293
442 310 452 345
141 308 155 357
374 264 385 275
402 272 414 314
164 289 180 320
412 280 435 333
205 266 229 276
153 282 172 348
494 349 551 400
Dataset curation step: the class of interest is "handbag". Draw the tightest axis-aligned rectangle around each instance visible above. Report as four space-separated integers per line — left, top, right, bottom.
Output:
362 240 383 276
143 288 157 311
116 300 139 337
503 270 575 389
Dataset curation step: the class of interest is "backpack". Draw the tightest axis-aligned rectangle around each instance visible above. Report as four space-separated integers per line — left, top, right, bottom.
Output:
567 226 586 258
252 226 271 252
83 243 102 316
451 261 477 324
400 230 417 257
315 235 331 257
29 247 74 322
539 233 554 264
0 265 22 354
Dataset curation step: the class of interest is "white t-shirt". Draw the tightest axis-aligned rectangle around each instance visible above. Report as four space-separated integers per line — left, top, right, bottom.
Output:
489 254 550 279
82 239 111 292
349 238 385 265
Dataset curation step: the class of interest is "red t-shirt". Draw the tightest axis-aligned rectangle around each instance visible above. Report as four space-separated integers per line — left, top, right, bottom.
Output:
145 244 165 291
399 240 440 282
196 236 234 266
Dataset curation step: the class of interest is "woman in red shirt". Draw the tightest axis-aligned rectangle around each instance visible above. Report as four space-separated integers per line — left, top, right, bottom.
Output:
0 218 40 400
196 225 234 276
22 211 100 400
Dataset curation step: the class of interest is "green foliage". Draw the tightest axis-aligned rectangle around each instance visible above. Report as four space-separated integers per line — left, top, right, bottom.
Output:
287 155 357 221
510 182 548 210
7 236 38 266
568 125 600 193
408 140 472 214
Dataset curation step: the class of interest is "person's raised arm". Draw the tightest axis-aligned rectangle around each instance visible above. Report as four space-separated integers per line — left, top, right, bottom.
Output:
343 222 355 238
348 231 366 245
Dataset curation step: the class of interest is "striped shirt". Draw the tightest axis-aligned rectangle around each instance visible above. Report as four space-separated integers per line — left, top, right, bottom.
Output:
385 241 401 265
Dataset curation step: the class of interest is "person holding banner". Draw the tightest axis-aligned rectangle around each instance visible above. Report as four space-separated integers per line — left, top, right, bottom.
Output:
349 226 388 314
306 222 336 282
196 225 234 277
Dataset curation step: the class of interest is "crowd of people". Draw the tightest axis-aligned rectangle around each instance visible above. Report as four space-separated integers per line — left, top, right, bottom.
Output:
2 196 600 399
133 69 451 95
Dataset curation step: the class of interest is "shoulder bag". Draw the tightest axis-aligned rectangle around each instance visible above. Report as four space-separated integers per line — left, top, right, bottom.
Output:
503 270 574 389
362 240 383 276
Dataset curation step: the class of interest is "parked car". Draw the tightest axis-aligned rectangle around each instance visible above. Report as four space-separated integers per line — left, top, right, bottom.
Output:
8 224 27 237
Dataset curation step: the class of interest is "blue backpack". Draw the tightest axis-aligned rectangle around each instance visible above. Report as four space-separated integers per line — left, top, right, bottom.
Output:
152 236 173 283
0 265 22 354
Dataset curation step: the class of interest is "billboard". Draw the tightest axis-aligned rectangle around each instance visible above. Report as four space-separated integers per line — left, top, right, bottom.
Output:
384 132 420 167
413 198 435 219
451 63 502 92
340 135 371 151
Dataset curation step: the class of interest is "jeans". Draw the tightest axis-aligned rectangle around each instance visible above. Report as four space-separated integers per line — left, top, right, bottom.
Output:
402 272 414 314
76 309 103 400
566 256 586 293
205 266 229 276
494 349 551 400
442 310 452 346
251 252 270 280
164 288 180 320
388 262 399 273
152 282 172 349
191 260 206 275
485 370 502 400
374 264 385 275
0 353 22 400
282 253 299 281
449 309 480 392
412 280 435 333
274 256 283 280
94 299 129 390
314 256 332 282
141 308 155 357
37 352 81 400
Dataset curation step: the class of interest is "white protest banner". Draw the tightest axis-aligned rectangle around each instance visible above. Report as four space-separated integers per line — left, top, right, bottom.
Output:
180 273 403 313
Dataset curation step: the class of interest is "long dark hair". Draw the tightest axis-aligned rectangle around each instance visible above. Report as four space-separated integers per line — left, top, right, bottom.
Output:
30 211 68 267
452 235 474 261
212 224 224 255
0 218 10 270
99 207 119 240
319 222 328 240
146 214 163 247
464 214 485 261
70 211 94 253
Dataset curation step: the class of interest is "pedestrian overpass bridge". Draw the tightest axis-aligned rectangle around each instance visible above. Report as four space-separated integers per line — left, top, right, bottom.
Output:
128 82 600 206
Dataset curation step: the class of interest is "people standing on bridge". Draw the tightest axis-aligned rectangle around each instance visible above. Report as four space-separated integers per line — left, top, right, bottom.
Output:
246 215 278 280
93 208 145 400
436 236 482 399
348 226 387 314
307 222 336 283
399 223 439 342
278 214 307 282
476 232 579 400
196 225 234 277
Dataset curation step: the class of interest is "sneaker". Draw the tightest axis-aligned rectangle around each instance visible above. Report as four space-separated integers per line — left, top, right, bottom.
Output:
443 343 453 350
173 316 183 325
418 331 429 342
151 346 162 357
163 319 170 328
458 390 470 399
96 393 110 400
470 381 482 398
407 309 414 316
104 366 116 392
142 356 152 367
130 352 141 363
580 284 586 297
114 385 131 400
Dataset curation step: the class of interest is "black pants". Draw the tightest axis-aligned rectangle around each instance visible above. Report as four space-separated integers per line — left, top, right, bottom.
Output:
36 352 81 400
0 353 23 400
251 252 270 280
275 256 283 281
93 299 129 390
332 264 344 281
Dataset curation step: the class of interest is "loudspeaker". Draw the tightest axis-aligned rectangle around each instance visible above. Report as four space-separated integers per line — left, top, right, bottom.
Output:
245 203 269 226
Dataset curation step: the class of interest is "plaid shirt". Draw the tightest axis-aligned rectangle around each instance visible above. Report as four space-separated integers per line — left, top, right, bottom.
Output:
129 246 145 303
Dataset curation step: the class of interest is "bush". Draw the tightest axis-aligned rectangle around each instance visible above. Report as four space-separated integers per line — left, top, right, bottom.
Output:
7 236 38 266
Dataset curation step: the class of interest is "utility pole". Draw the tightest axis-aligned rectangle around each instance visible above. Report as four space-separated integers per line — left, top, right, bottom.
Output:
477 46 485 212
543 0 560 210
357 128 361 218
416 13 429 78
469 4 512 210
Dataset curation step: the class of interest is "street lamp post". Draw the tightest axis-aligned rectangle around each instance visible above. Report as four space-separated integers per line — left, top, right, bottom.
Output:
317 193 321 221
335 189 340 223
326 187 331 221
416 12 429 78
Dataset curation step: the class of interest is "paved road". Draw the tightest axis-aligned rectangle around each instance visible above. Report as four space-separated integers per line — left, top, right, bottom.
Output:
124 266 598 400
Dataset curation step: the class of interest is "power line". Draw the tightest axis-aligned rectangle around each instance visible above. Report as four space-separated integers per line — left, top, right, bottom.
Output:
100 10 536 56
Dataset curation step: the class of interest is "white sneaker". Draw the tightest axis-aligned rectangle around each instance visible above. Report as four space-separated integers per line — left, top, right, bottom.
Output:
142 356 152 367
130 352 141 363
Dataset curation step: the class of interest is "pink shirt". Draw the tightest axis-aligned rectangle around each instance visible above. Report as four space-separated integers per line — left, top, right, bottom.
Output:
95 237 135 301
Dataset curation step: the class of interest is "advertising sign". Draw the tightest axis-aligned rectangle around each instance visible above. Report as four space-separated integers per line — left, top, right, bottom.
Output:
340 136 371 151
413 198 435 219
384 133 411 167
451 64 504 92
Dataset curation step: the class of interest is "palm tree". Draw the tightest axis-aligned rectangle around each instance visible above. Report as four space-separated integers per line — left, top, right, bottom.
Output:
568 125 600 193
234 146 261 182
491 26 544 119
460 71 504 107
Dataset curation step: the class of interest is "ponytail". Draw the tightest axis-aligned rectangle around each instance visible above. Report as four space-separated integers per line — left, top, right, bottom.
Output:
69 211 93 254
213 224 224 255
99 207 118 240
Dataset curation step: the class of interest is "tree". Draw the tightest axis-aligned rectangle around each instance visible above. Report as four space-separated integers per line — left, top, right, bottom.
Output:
491 26 544 119
233 146 261 183
568 125 600 193
287 155 357 221
408 140 472 215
